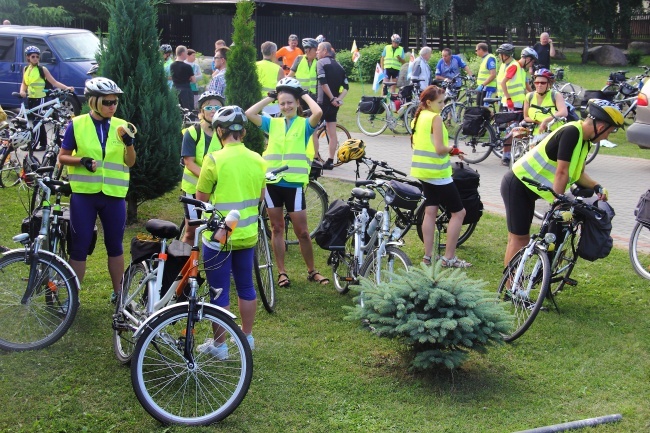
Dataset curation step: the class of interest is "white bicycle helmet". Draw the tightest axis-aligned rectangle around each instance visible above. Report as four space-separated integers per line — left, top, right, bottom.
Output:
160 44 172 54
84 77 124 97
391 34 401 43
212 106 247 131
87 64 99 75
315 35 326 44
10 130 31 147
276 77 301 93
24 46 40 56
198 90 225 108
521 47 539 60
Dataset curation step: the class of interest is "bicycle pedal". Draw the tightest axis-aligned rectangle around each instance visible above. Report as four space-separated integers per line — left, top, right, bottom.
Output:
563 277 578 287
111 314 129 331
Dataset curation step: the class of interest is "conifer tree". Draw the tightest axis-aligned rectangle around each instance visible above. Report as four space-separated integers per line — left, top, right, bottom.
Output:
226 0 265 154
98 0 182 222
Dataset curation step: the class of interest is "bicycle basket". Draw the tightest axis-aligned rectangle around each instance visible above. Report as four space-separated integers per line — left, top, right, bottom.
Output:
493 111 523 126
130 234 161 264
620 82 638 97
635 189 650 225
384 180 422 211
609 71 627 83
358 96 385 115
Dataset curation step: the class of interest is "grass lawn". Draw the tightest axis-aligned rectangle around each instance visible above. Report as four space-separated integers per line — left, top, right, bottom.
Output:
337 51 650 160
0 176 649 432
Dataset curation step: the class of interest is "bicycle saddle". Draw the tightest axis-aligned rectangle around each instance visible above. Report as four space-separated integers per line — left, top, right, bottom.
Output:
145 219 180 239
351 187 376 200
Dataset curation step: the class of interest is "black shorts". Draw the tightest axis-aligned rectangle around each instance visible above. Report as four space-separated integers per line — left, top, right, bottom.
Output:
385 68 400 79
501 171 541 235
265 184 306 213
318 102 339 123
420 181 464 214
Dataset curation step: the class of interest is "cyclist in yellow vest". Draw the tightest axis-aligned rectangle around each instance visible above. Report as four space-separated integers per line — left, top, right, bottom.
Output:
195 106 266 356
18 45 74 150
496 44 537 165
246 77 328 287
289 38 318 98
524 68 568 136
256 41 284 117
474 42 497 101
501 99 622 265
410 85 471 268
58 78 136 302
180 91 225 245
380 34 407 94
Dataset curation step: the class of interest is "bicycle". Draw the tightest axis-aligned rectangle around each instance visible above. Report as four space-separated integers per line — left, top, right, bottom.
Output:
496 177 606 342
509 104 567 169
307 113 352 167
114 196 252 425
551 67 579 105
356 80 420 136
629 189 650 281
0 167 80 351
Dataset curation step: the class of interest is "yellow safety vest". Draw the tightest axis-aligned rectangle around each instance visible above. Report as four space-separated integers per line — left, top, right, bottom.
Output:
257 60 282 99
24 65 46 98
181 125 222 194
526 91 561 136
68 115 130 198
410 110 452 179
512 121 588 203
202 143 266 249
497 59 526 104
383 45 404 70
477 53 496 89
263 117 310 185
295 56 317 94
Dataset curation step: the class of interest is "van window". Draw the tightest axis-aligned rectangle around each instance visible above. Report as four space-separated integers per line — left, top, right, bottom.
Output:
0 36 16 62
24 37 52 63
49 33 99 61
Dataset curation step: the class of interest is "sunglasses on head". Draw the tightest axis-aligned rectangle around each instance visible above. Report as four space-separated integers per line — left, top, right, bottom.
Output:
101 99 119 107
203 105 221 111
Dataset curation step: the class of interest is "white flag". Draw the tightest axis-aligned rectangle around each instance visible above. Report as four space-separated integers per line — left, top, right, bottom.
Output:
372 63 386 93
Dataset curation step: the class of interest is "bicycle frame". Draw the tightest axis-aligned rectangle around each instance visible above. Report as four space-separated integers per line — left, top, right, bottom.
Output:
14 97 63 136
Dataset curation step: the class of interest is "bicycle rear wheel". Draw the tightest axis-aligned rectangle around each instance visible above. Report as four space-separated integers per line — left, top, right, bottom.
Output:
284 180 328 245
496 246 550 342
254 227 276 313
316 123 351 166
629 222 650 281
357 106 389 136
0 250 79 351
359 246 411 285
131 305 252 426
585 142 600 165
113 262 148 364
453 121 495 164
329 233 357 294
0 146 20 188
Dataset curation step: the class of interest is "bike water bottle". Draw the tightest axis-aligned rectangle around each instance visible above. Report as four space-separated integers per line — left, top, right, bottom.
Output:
214 209 240 244
367 213 381 237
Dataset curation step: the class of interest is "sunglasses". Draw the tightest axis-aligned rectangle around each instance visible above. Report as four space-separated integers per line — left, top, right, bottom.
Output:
203 105 221 111
534 81 548 85
101 99 119 107
611 127 619 133
29 55 40 59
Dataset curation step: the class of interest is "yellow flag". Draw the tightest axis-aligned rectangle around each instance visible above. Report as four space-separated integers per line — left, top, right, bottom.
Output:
351 40 360 63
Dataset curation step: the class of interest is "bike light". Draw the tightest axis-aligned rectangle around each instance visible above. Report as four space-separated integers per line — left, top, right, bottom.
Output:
638 92 648 107
544 232 556 245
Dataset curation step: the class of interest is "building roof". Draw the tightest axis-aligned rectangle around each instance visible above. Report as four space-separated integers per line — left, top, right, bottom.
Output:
166 0 422 14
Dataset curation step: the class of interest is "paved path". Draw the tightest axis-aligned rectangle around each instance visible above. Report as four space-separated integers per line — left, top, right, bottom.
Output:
323 131 649 251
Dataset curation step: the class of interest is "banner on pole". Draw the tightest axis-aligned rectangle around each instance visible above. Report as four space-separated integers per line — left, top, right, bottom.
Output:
351 40 360 63
372 63 386 93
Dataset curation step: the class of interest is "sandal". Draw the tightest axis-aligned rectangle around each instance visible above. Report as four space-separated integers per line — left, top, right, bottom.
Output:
278 273 291 288
422 255 432 265
440 256 472 268
307 270 330 285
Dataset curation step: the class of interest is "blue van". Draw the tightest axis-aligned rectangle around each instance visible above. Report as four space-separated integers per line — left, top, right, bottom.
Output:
0 25 100 114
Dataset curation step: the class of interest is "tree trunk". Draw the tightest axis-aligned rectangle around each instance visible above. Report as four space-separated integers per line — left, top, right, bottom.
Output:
450 1 458 53
127 195 138 225
420 0 427 47
582 33 589 64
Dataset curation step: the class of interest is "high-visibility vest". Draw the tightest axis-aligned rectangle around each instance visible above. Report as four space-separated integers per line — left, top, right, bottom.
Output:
477 53 496 89
263 117 310 185
68 115 130 198
383 45 404 70
526 90 562 136
181 125 222 194
202 143 266 249
24 65 46 98
512 121 588 203
257 60 282 99
295 56 317 94
410 110 452 179
497 59 526 104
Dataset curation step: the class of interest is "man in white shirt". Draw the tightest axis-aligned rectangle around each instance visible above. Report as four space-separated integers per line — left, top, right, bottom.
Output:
410 46 432 92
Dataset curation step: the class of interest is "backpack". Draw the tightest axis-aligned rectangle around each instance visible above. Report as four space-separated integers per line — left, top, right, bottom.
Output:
24 65 53 90
450 162 483 225
314 199 353 250
526 90 579 122
576 200 615 262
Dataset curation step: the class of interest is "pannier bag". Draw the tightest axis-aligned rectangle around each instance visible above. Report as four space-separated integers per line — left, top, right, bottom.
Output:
399 84 414 101
450 162 483 225
461 106 491 136
634 189 650 226
358 96 385 115
576 200 615 262
492 110 523 127
314 199 353 250
130 234 161 264
385 180 422 211
620 82 638 97
580 90 617 118
22 206 97 256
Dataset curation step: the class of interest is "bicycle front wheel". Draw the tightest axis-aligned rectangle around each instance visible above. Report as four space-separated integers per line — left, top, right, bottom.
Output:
357 106 389 136
113 262 148 364
629 222 650 280
359 246 411 285
131 305 253 426
0 147 20 188
284 180 328 245
403 103 417 134
254 228 276 313
585 142 600 165
316 123 351 166
453 121 496 164
330 234 357 294
496 246 550 342
548 231 578 296
0 250 79 351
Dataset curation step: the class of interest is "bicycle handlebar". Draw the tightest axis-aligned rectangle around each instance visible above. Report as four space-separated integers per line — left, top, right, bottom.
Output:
521 177 606 218
179 195 215 213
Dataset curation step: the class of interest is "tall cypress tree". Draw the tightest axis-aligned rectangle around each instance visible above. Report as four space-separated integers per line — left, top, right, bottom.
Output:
98 0 182 222
226 0 265 154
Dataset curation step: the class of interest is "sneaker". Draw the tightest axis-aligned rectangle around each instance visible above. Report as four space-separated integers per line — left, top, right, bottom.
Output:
110 292 118 304
246 334 255 350
501 159 510 166
322 161 334 170
197 339 229 360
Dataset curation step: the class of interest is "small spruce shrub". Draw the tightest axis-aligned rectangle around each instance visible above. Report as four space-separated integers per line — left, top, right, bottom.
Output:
344 264 513 370
627 50 642 66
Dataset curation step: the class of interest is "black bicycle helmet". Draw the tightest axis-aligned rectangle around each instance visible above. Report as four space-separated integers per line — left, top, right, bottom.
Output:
587 99 625 129
25 46 41 56
302 38 318 49
84 77 124 97
160 44 172 54
212 106 247 131
496 43 514 56
198 91 225 108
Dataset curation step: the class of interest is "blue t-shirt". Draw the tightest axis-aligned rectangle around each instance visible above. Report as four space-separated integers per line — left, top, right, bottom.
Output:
484 56 497 89
435 55 467 87
260 115 315 188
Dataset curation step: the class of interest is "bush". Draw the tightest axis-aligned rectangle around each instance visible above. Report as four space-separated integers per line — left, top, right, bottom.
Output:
344 264 513 370
627 49 643 66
